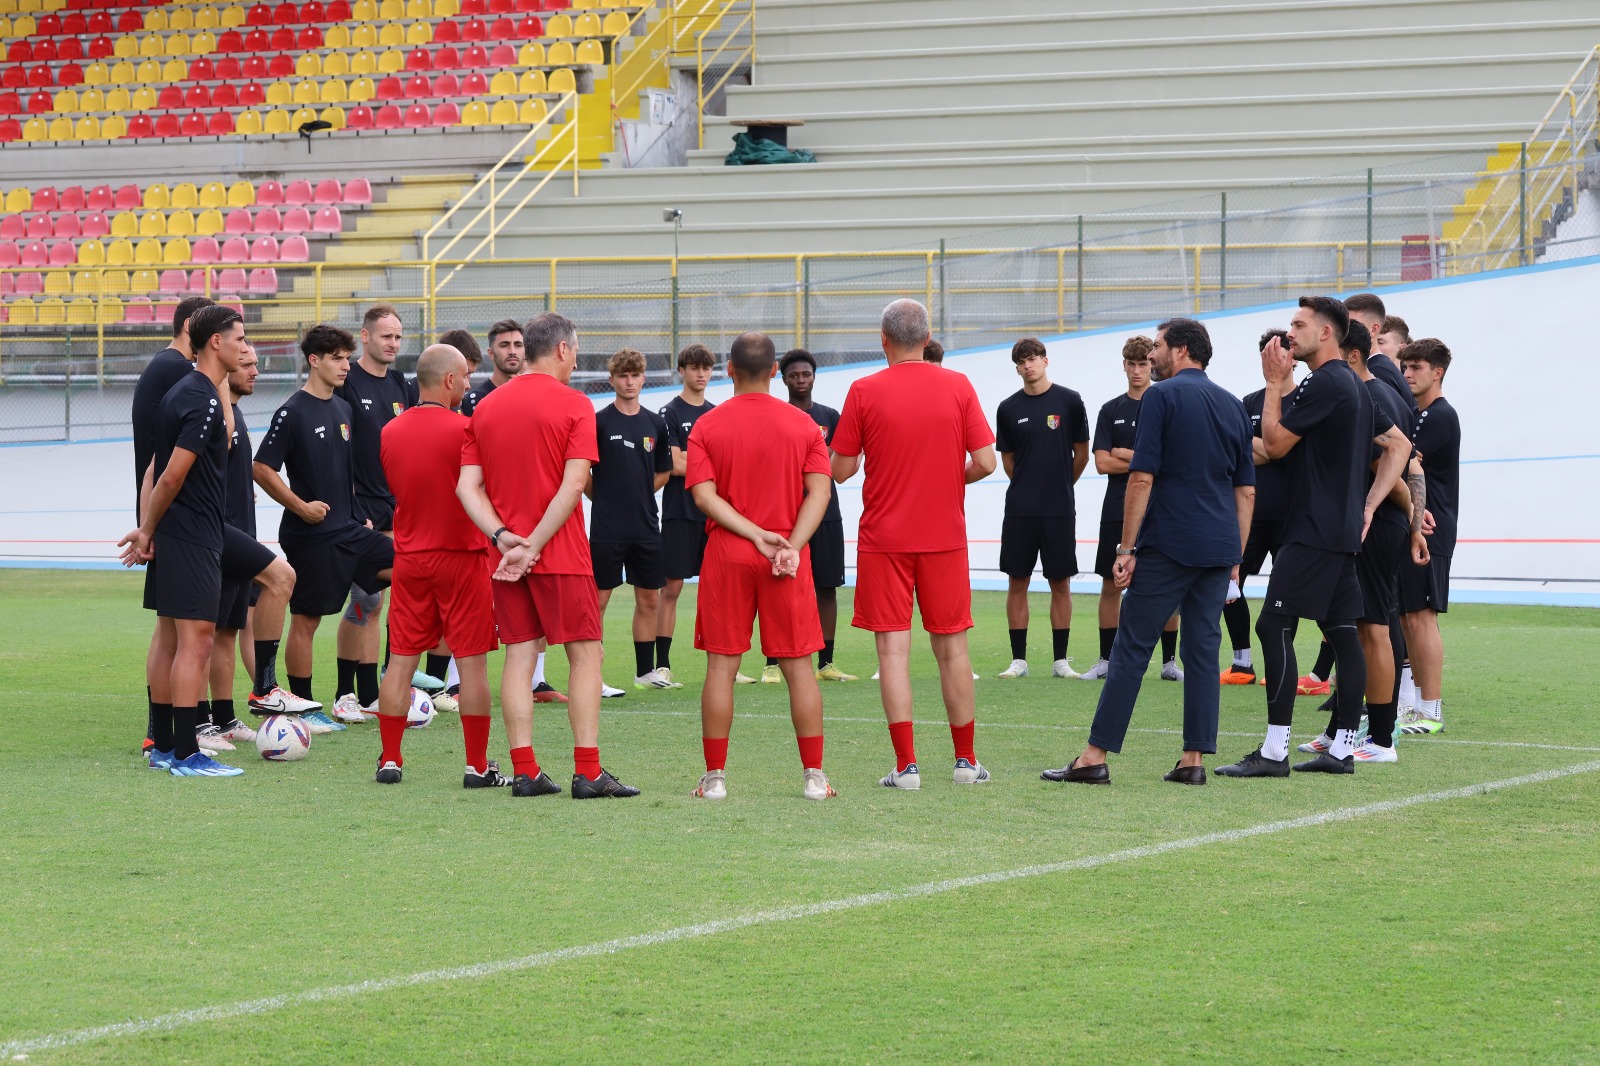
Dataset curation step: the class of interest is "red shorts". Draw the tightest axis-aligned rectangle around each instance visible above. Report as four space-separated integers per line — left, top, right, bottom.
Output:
694 532 823 659
853 547 973 634
491 571 603 645
388 549 498 657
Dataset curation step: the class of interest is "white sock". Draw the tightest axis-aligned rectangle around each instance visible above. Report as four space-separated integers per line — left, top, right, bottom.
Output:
1329 728 1361 759
1421 698 1442 720
445 656 460 689
1399 665 1416 708
1233 648 1253 668
531 651 546 689
1262 724 1292 762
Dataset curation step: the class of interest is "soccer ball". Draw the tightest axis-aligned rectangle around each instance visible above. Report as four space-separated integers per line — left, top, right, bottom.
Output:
407 688 436 729
255 714 311 761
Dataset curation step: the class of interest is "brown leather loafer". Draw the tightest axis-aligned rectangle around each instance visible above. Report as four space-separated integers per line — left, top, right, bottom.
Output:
1162 761 1206 785
1040 758 1110 784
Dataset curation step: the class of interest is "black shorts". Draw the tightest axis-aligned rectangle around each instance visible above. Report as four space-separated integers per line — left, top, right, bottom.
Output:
249 582 261 608
357 493 396 534
999 515 1077 582
810 520 846 589
283 524 395 617
217 577 251 630
1241 517 1285 578
1093 519 1122 579
591 538 666 591
221 522 276 581
663 518 709 580
1262 542 1363 623
1356 520 1407 625
142 532 223 622
1399 550 1451 614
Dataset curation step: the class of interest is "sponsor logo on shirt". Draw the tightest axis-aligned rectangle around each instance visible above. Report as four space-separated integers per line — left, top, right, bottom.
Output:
313 425 326 438
340 423 350 441
1046 415 1060 429
623 440 636 450
609 434 623 441
1016 417 1029 424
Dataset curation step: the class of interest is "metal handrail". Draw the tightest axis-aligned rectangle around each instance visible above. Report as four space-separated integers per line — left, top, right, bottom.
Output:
696 0 753 149
607 0 669 123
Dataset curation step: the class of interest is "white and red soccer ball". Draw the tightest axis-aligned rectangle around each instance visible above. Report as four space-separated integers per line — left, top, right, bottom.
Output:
254 714 311 761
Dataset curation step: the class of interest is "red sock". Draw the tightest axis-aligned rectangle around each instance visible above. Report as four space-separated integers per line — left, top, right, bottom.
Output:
574 745 601 779
460 713 490 774
702 736 729 772
888 720 916 772
377 712 407 767
950 719 976 764
796 734 823 771
510 745 539 780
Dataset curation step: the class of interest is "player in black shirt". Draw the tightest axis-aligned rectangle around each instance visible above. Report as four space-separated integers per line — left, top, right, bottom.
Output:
1218 296 1412 779
773 348 857 682
1346 293 1418 426
588 349 674 689
1398 339 1460 736
459 318 523 417
992 337 1089 680
654 342 718 685
253 323 395 731
119 306 249 777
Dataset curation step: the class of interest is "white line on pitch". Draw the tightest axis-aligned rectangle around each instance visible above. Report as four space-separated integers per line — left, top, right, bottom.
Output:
6 758 1598 1059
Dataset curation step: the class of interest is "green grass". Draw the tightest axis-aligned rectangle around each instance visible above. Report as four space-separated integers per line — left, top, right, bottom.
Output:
1 570 1597 1064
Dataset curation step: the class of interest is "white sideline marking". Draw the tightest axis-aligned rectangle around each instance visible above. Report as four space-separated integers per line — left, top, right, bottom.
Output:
6 758 1598 1058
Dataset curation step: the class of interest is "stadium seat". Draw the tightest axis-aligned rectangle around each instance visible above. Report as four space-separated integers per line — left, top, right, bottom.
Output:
546 12 569 34
487 97 514 123
351 22 375 47
548 67 574 94
252 206 281 232
310 178 342 204
132 268 161 293
328 0 353 17
547 40 573 65
125 296 155 323
340 178 372 205
227 210 257 235
433 45 459 69
283 179 313 205
216 266 247 290
86 185 114 211
219 236 249 262
14 271 43 294
268 25 294 49
489 15 514 38
196 208 224 235
47 241 76 265
378 0 401 16
377 22 402 46
104 87 129 110
297 26 322 48
256 180 284 206
293 80 318 104
180 113 206 135
463 44 487 67
55 214 81 239
461 70 487 94
575 39 602 64
153 114 181 137
265 82 291 106
46 114 73 139
263 109 292 133
168 209 196 236
433 18 458 42
320 79 347 103
405 21 430 44
189 57 214 80
460 98 488 125
517 69 543 93
431 100 459 125
82 211 110 238
249 235 279 260
461 16 485 39
239 83 265 106
574 12 598 35
44 270 72 294
323 51 350 76
486 69 514 95
460 0 484 14
158 268 188 293
25 214 51 240
324 23 350 48
345 103 374 128
373 103 401 128
192 236 221 263
0 216 21 239
77 239 105 267
110 210 138 236
280 234 309 261
233 109 262 134
296 52 319 77
207 111 234 135
268 55 294 78
162 237 192 264
402 72 428 98
402 102 429 128
519 96 545 122
405 48 431 71
138 210 166 237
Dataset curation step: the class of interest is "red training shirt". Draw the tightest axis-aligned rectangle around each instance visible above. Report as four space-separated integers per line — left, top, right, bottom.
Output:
831 360 995 553
381 403 482 554
460 372 599 575
686 392 831 538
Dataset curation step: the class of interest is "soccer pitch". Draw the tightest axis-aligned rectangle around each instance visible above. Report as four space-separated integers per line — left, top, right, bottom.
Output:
2 570 1597 1064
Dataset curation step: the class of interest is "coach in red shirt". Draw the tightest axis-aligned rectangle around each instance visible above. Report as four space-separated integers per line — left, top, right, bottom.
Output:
374 343 506 788
457 313 640 800
832 298 997 790
685 331 837 801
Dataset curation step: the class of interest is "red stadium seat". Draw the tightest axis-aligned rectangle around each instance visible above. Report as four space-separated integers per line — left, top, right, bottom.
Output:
280 234 310 261
488 44 515 67
216 266 248 291
461 17 486 40
153 114 181 137
191 237 221 262
460 0 486 12
256 181 284 206
20 242 48 266
488 0 511 13
124 297 156 323
63 12 87 33
0 245 17 268
375 76 403 100
206 111 234 135
246 4 272 25
297 27 322 48
252 206 282 232
157 86 183 109
312 178 341 204
7 42 31 63
431 101 459 125
212 84 239 107
249 235 279 261
515 0 538 11
326 0 351 18
247 267 278 293
403 73 430 98
217 30 244 53
281 206 311 231
515 15 541 37
60 187 85 212
54 214 80 239
117 9 143 30
59 40 86 62
269 26 295 50
302 0 325 21
267 55 294 78
226 208 254 233
0 91 19 114
87 186 113 210
405 49 431 71
215 57 242 79
2 69 25 91
489 17 514 39
114 184 142 210
28 91 52 114
242 56 267 79
461 71 486 94
345 105 374 130
189 58 214 80
373 104 402 129
14 270 45 292
32 40 57 64
38 15 62 34
432 72 459 95
82 211 110 238
433 19 459 42
0 216 22 239
186 86 212 108
244 28 270 51
272 3 299 24
283 179 313 205
312 205 343 230
462 45 488 67
433 45 460 69
49 240 78 265
158 269 188 293
58 63 85 87
126 115 154 137
219 236 249 262
239 83 265 106
29 65 55 88
87 12 112 34
27 215 51 239
342 178 372 204
402 103 429 128
188 268 215 291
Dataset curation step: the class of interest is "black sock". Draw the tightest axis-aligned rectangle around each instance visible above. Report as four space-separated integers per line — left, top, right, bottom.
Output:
383 630 392 670
425 653 451 681
1366 699 1399 748
1317 690 1337 713
1311 639 1336 682
173 706 200 759
146 685 155 743
211 698 234 729
656 636 672 669
1052 627 1069 661
1160 628 1177 663
289 674 314 701
1223 596 1252 657
635 641 655 678
1008 628 1027 661
1098 627 1116 660
356 663 380 707
253 640 280 694
151 701 175 752
1257 612 1299 727
336 657 359 700
196 699 210 732
1321 623 1367 733
822 640 835 667
765 656 779 667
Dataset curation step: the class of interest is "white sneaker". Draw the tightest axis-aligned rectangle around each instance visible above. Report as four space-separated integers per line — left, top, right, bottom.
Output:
802 768 836 800
196 724 234 751
219 718 257 743
972 671 980 680
431 691 459 714
301 712 336 735
601 683 627 698
1051 658 1078 679
249 686 322 715
1353 739 1399 763
871 669 880 680
879 763 921 789
332 694 369 724
1297 734 1332 754
953 757 990 784
1076 658 1109 680
1161 660 1184 682
693 769 727 799
655 666 686 689
734 672 758 685
998 659 1029 679
634 670 674 690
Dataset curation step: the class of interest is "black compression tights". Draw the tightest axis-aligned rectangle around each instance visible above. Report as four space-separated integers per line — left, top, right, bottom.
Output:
1257 613 1367 731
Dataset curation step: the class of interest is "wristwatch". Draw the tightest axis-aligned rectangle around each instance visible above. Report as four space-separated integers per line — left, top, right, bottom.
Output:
491 526 509 548
1115 544 1138 557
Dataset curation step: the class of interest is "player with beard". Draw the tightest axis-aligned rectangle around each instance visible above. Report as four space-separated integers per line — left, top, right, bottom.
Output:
460 318 523 417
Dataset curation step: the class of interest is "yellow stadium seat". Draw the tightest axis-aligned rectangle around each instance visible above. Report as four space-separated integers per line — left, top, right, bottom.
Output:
220 4 245 26
101 270 132 295
601 10 628 35
323 50 350 75
433 0 456 15
67 298 96 324
167 210 196 237
83 59 108 86
136 58 162 81
109 60 134 84
351 0 375 18
77 240 106 267
517 69 544 94
319 105 346 129
195 7 220 29
162 57 187 81
79 88 104 111
574 13 599 36
38 298 68 325
517 42 543 66
405 0 429 17
110 212 138 237
199 182 227 209
52 88 78 113
488 98 516 124
290 106 318 127
44 271 71 294
546 14 571 35
101 114 127 137
263 109 292 134
105 87 130 109
460 99 488 126
377 0 401 18
575 39 602 64
168 7 193 30
3 188 30 212
171 183 198 210
296 53 321 77
7 299 38 326
138 34 162 57
21 116 48 141
130 269 159 293
73 270 100 294
234 110 262 135
324 24 349 49
113 34 138 57
134 238 162 264
488 70 515 95
195 208 224 235
192 31 215 53
377 49 403 73
351 22 376 47
519 97 546 123
265 82 291 106
98 297 125 325
165 33 193 56
377 23 402 46
162 237 192 264
320 78 348 103
74 115 102 139
227 181 255 208
12 14 34 33
0 16 9 34
548 67 575 94
349 76 375 101
144 7 167 29
293 79 319 104
405 20 431 44
144 184 170 210
572 0 595 8
47 114 72 139
130 86 157 110
139 211 168 237
351 51 377 74
547 40 574 65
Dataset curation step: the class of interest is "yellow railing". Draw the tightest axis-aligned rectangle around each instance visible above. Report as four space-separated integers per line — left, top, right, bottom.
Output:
694 0 754 150
606 0 750 141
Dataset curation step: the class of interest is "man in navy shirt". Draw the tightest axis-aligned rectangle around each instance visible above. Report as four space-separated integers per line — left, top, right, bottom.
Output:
1043 317 1255 786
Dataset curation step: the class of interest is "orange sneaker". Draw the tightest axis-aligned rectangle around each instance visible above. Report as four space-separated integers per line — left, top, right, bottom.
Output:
1296 675 1331 696
1219 666 1257 685
532 682 568 703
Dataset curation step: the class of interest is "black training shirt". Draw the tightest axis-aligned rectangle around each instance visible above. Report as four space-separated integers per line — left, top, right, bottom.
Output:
153 370 229 551
796 401 844 523
254 390 360 543
1411 395 1461 555
1242 388 1290 525
659 395 716 522
1278 359 1394 554
1092 392 1141 525
591 404 672 544
335 362 411 502
1365 377 1413 533
994 383 1090 518
1366 352 1418 430
460 375 497 417
226 402 256 536
131 346 194 519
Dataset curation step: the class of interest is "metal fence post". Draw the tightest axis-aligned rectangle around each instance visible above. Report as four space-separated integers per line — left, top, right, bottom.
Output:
1365 168 1374 286
938 239 948 343
1075 214 1084 330
1519 141 1529 267
801 255 811 349
63 335 72 442
1219 191 1227 309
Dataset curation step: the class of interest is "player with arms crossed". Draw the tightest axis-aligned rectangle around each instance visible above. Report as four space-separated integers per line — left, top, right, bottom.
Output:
687 332 837 800
832 299 997 789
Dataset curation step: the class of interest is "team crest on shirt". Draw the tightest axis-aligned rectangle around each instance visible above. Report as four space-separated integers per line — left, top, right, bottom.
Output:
392 402 403 416
643 436 655 452
1046 415 1060 429
340 423 350 440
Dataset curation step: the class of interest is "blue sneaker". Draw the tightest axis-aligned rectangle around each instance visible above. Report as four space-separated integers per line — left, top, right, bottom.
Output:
302 709 346 733
411 669 446 694
168 752 245 777
148 749 175 770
